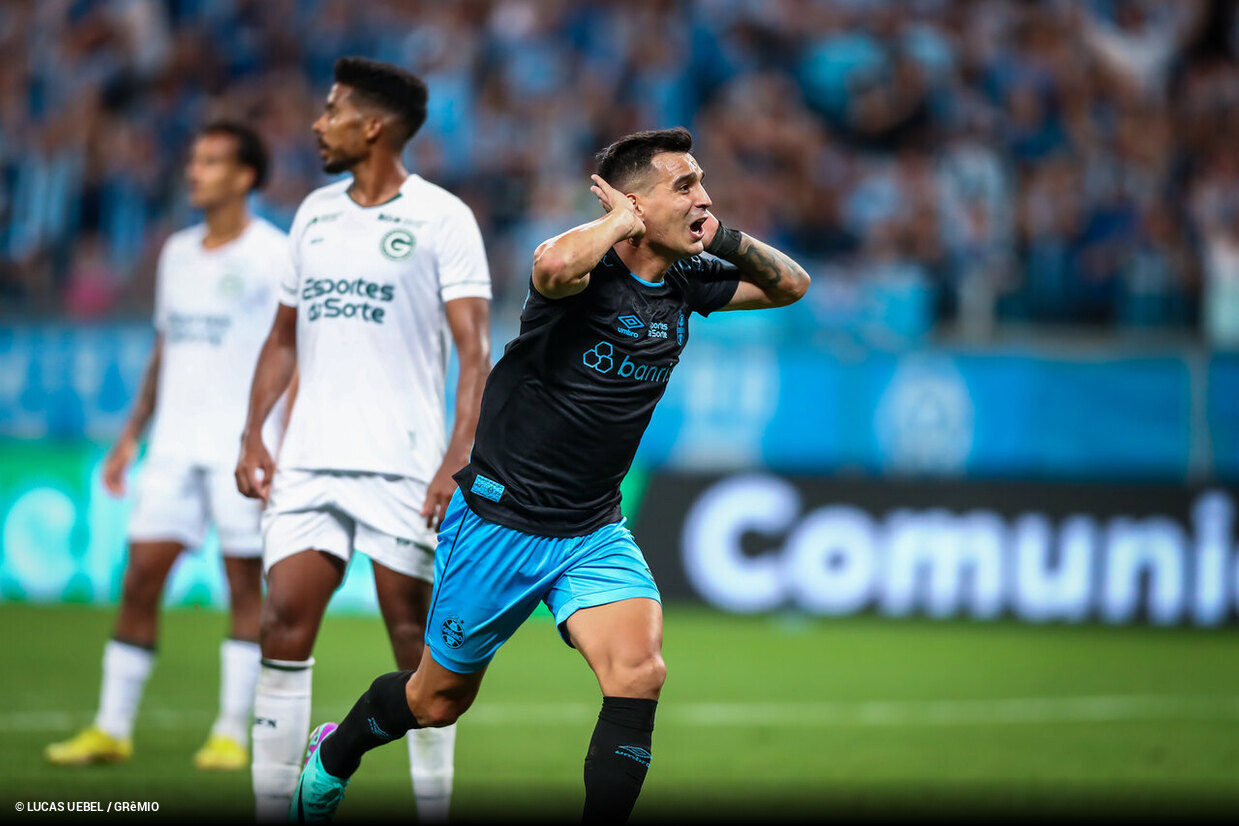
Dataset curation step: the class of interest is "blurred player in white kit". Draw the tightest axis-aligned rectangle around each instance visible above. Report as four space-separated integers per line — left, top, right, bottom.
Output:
45 122 291 772
235 57 492 822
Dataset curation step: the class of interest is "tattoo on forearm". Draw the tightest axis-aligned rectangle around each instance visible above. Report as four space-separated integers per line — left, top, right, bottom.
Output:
731 236 813 297
733 238 785 291
714 231 810 303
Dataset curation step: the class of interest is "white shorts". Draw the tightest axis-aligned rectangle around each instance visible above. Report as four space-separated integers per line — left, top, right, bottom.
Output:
128 459 264 557
261 468 437 583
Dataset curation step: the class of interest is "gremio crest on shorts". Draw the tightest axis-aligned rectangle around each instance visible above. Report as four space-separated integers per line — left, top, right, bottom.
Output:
380 228 416 260
441 615 465 649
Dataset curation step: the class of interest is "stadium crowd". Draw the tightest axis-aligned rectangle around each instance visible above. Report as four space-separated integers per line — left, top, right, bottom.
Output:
3 0 1239 343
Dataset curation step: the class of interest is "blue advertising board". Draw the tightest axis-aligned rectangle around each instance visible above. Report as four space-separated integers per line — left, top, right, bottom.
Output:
1 321 1233 479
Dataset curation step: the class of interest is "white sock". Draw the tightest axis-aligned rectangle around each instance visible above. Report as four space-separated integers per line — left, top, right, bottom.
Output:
93 640 154 740
252 658 313 823
211 638 261 744
408 724 456 824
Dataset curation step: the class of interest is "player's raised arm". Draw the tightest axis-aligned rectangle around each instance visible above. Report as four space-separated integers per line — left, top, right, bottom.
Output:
703 216 811 311
102 334 163 496
531 175 645 300
235 303 297 501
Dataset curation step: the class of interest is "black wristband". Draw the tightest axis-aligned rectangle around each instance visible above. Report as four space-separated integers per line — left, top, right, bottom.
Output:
705 222 742 259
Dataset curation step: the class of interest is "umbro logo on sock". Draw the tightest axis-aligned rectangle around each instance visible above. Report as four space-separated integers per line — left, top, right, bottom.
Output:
614 745 651 767
367 717 389 739
254 717 277 729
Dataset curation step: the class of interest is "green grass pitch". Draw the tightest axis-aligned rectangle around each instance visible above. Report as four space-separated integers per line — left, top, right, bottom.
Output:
2 602 1237 823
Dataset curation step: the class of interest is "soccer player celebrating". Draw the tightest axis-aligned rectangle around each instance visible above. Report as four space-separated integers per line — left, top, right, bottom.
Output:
235 58 492 822
45 123 289 771
289 127 810 822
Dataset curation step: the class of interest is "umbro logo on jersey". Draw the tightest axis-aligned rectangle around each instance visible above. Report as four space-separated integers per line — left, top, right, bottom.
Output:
381 229 416 260
616 314 644 338
378 214 428 226
305 212 341 228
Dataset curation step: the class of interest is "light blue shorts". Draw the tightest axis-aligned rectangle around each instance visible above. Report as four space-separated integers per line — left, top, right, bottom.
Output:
424 489 661 673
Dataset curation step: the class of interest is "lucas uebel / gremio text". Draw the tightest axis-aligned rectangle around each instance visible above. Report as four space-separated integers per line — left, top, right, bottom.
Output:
16 801 160 812
302 276 395 323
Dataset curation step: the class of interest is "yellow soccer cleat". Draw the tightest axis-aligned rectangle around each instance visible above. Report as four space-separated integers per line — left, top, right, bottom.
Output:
45 725 132 766
193 733 248 771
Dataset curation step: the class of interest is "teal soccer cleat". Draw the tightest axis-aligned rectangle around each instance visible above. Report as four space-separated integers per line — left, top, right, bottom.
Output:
289 723 349 822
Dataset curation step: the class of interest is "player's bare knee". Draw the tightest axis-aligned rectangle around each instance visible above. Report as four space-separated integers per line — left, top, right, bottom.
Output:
387 617 426 648
259 599 314 659
607 653 666 698
407 678 474 727
633 653 667 696
419 693 470 727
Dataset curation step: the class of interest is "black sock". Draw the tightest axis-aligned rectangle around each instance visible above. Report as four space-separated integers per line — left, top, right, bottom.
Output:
582 696 657 823
319 670 419 778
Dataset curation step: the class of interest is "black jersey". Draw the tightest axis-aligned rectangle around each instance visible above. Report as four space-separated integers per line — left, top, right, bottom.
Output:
454 250 738 537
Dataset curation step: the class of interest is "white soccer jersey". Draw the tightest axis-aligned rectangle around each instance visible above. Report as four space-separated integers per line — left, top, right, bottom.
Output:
277 175 492 481
145 218 289 467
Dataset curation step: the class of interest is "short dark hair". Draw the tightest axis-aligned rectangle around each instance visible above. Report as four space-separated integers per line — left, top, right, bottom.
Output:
596 127 694 192
334 56 429 146
198 120 269 190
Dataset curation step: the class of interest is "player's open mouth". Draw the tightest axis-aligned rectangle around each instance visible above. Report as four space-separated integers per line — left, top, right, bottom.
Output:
689 218 706 241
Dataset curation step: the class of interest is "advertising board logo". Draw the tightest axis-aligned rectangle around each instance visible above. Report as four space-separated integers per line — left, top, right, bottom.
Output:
381 229 416 260
876 357 973 474
677 475 1237 627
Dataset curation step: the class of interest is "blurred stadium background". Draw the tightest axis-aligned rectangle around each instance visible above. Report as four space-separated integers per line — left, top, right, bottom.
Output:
2 0 1239 821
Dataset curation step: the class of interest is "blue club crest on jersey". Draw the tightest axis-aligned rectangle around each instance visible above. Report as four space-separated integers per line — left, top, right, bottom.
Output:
616 314 645 338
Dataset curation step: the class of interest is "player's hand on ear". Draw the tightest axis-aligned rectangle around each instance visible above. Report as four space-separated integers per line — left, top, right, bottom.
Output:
102 434 137 497
590 175 645 240
421 465 457 531
235 435 275 502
